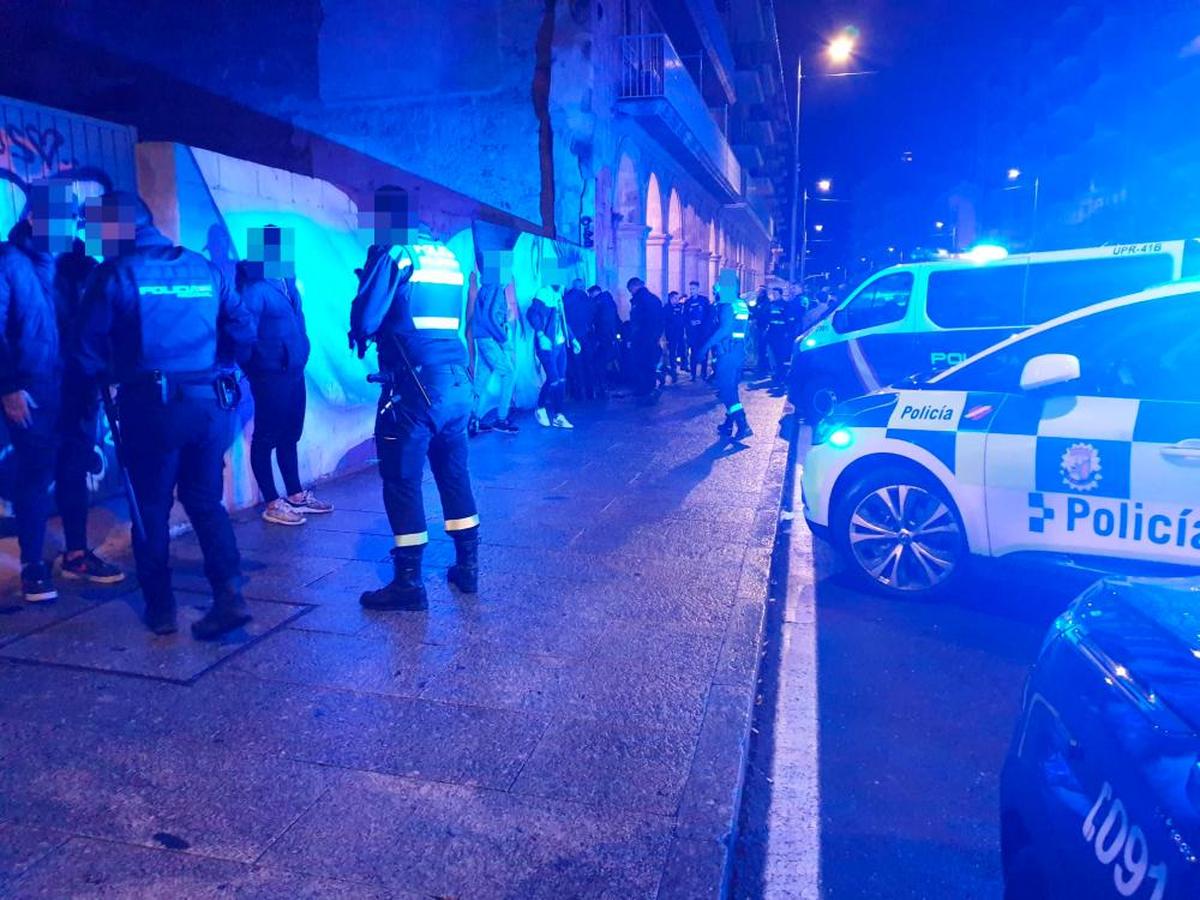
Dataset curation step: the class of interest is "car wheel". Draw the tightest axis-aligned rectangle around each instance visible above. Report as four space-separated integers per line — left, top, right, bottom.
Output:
832 466 968 598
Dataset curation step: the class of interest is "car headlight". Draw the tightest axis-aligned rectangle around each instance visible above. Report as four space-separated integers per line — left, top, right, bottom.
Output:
814 420 854 448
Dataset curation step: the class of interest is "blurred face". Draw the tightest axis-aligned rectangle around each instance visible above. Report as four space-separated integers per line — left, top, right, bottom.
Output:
572 278 584 291
481 249 513 284
83 194 137 259
360 187 412 247
688 283 698 297
27 181 78 254
245 225 296 279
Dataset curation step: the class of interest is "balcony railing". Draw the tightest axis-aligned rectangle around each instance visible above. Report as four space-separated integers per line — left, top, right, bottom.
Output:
619 33 744 200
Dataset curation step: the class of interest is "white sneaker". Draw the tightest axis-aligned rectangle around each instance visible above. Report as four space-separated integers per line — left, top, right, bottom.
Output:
535 408 551 427
552 413 574 429
263 498 306 526
285 490 334 514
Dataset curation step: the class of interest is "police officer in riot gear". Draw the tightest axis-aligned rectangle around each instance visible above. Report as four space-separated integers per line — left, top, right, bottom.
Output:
350 185 479 611
700 269 753 440
75 192 256 638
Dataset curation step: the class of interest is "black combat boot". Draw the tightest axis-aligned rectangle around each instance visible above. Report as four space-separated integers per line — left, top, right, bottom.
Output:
733 409 754 440
360 547 428 611
191 588 252 641
447 531 479 594
717 415 734 437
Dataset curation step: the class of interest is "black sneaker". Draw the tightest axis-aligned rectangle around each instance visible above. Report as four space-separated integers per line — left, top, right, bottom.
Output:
491 418 519 434
61 550 126 584
21 562 57 603
476 418 496 434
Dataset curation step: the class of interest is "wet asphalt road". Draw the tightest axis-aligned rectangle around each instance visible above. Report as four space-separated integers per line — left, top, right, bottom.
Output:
814 542 1098 898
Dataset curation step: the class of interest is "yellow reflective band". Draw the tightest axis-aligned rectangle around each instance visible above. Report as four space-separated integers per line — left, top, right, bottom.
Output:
394 532 429 547
734 313 750 320
729 402 743 413
733 332 746 339
410 269 465 286
412 316 461 330
445 514 480 532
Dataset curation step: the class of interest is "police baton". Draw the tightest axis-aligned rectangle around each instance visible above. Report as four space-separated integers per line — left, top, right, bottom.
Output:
99 385 146 545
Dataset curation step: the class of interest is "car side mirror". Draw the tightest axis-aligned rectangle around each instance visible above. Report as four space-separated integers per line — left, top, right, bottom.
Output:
1020 353 1080 392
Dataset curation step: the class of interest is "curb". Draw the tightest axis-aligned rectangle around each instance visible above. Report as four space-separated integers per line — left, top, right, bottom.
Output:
655 401 801 899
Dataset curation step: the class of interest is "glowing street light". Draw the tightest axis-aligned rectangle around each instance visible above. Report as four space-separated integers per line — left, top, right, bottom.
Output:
828 31 857 64
1007 167 1022 181
813 223 825 233
934 221 945 230
790 27 861 287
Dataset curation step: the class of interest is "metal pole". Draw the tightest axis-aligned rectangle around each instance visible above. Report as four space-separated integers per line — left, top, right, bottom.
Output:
1031 176 1041 250
800 189 809 286
787 54 803 288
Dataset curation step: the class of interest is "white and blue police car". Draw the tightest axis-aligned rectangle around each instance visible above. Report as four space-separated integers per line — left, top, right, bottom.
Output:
801 280 1200 597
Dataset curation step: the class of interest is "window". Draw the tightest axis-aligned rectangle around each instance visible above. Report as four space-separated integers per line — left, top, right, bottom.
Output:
926 254 1176 329
1023 254 1174 322
935 294 1200 401
833 273 913 334
927 265 1027 328
1183 239 1200 279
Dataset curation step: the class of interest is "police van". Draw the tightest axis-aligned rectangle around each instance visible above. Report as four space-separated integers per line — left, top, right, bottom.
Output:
790 239 1200 422
801 280 1200 597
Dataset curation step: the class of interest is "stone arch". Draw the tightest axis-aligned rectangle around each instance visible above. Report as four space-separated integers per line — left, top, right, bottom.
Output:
645 173 665 236
665 188 685 294
612 151 649 314
614 153 641 224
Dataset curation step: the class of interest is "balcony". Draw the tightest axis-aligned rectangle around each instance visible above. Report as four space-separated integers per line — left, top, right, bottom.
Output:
618 33 744 201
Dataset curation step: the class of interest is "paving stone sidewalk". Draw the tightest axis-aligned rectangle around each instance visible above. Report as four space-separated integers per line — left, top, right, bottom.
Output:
0 380 789 898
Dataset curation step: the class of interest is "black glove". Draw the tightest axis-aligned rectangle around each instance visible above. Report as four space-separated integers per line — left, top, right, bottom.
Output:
348 330 368 359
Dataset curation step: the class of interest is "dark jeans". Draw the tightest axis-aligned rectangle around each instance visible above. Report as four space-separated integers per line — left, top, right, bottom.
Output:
593 338 617 392
248 368 306 503
631 340 659 395
56 372 101 553
536 343 567 416
715 342 746 412
9 379 60 566
687 336 710 379
566 339 597 400
754 326 771 376
121 390 241 613
376 365 477 544
665 334 687 378
768 330 793 382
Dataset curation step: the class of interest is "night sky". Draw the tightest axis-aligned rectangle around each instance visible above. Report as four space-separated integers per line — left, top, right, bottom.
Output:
773 1 1200 267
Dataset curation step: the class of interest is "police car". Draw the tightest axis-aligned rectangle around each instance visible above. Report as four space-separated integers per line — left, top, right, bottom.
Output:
790 240 1200 423
1000 575 1200 899
801 280 1200 597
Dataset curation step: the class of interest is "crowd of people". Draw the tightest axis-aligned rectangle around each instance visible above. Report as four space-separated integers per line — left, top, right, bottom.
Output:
0 180 836 643
467 270 841 436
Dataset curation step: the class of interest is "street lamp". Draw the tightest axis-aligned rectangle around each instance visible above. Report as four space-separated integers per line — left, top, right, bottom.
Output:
828 31 857 65
816 178 832 193
934 220 945 230
789 30 859 288
813 223 825 233
1006 167 1021 182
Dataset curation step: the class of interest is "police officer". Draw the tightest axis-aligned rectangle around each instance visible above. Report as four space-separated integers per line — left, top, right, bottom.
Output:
663 290 687 384
683 281 711 381
75 192 256 638
349 185 479 611
700 269 752 440
766 285 795 388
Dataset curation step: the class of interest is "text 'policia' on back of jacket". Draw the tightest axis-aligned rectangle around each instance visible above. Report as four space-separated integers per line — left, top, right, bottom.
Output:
352 238 468 368
133 253 221 376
